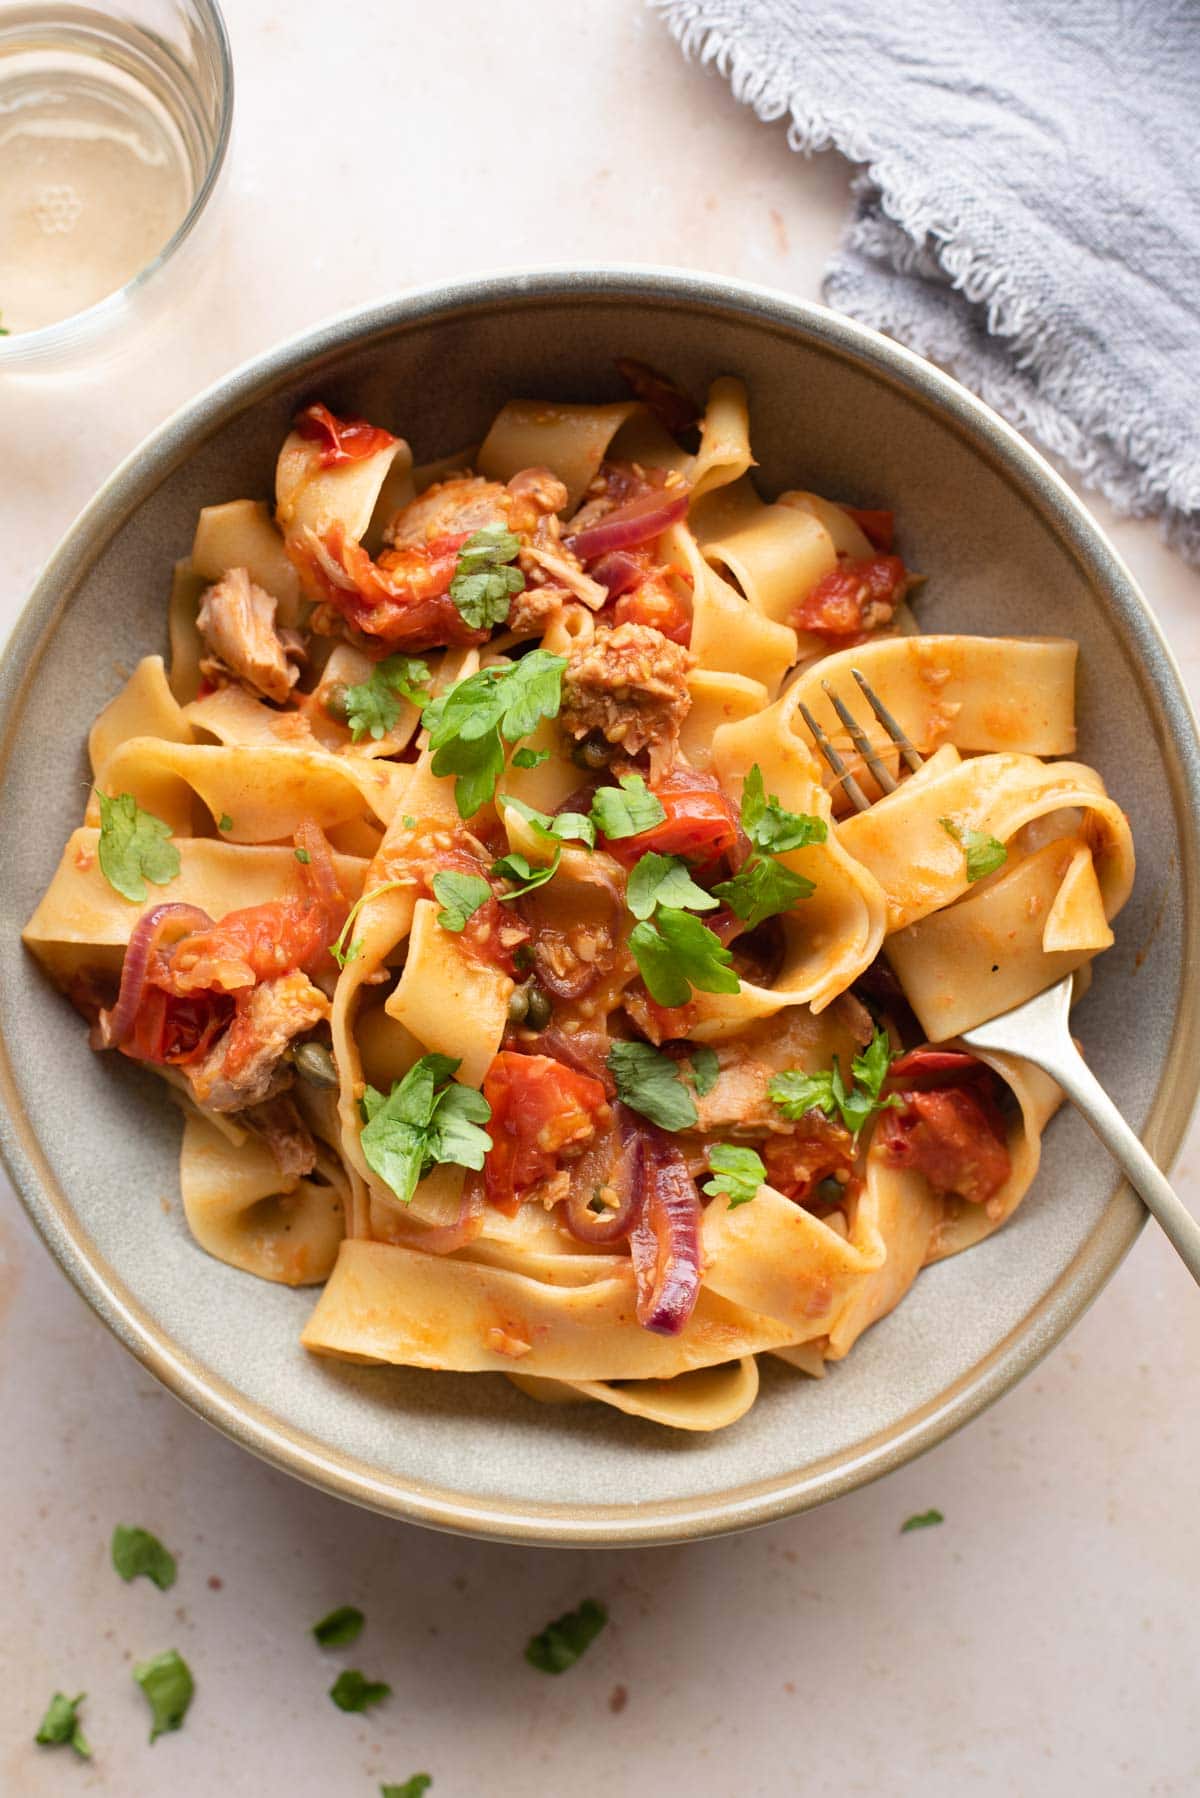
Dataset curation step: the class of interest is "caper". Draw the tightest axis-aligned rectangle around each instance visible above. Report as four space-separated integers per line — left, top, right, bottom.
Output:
572 733 612 771
294 1041 338 1088
324 681 350 723
524 984 552 1031
507 984 530 1026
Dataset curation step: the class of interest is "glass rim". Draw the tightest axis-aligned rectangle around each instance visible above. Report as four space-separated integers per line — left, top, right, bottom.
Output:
0 0 234 364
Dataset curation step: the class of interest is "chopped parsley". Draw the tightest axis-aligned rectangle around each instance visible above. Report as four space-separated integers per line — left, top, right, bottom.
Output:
629 907 739 1008
625 851 717 921
448 525 525 631
685 1044 720 1096
133 1649 194 1742
382 1777 432 1797
500 791 596 848
740 764 827 853
940 816 1007 882
343 655 431 742
491 847 561 898
768 1024 898 1137
111 1524 176 1591
34 1692 90 1759
422 650 566 818
607 1040 698 1132
590 774 666 840
703 1143 766 1208
96 790 180 902
511 746 549 770
901 1509 945 1532
295 846 311 864
313 1605 365 1647
525 1598 608 1674
218 812 234 832
432 869 491 933
360 1054 492 1205
712 854 814 930
330 880 403 968
330 1669 391 1712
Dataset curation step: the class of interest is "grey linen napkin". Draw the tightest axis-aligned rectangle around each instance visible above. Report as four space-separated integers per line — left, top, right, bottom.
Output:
652 0 1200 562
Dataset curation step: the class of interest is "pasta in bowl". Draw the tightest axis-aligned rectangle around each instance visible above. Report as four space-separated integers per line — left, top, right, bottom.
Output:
23 360 1135 1436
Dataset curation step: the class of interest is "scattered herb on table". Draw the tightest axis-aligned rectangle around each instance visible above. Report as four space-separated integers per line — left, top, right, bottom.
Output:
133 1648 194 1742
330 1668 391 1712
381 1778 432 1798
34 1692 90 1758
901 1509 945 1533
312 1605 365 1647
112 1524 177 1591
525 1598 608 1674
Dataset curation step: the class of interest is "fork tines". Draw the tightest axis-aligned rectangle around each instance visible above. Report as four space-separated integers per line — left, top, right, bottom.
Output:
800 667 925 815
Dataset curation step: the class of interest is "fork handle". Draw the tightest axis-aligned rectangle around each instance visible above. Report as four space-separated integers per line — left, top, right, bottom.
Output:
1032 1040 1200 1285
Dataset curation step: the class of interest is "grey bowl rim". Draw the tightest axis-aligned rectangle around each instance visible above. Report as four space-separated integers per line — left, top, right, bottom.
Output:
1 263 1197 1547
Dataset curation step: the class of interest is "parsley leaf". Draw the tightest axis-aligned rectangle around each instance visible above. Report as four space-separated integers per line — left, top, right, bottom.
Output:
343 655 431 742
768 1025 897 1137
713 854 813 929
626 851 718 921
703 1143 766 1208
525 1598 608 1674
112 1525 176 1591
35 1692 90 1759
313 1605 364 1647
96 790 180 902
360 1055 491 1205
449 526 526 631
940 816 1007 882
218 812 234 832
330 880 403 968
295 846 311 863
629 907 739 1007
491 847 561 898
133 1649 194 1743
901 1509 945 1533
590 774 666 840
740 763 827 853
511 746 549 770
330 1669 391 1713
500 791 596 848
607 1040 698 1131
423 651 566 818
432 869 492 933
686 1044 720 1096
382 1778 433 1798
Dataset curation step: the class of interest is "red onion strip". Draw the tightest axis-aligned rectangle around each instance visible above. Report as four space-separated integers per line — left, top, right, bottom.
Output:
588 549 645 599
566 483 690 562
98 903 214 1050
628 1122 702 1335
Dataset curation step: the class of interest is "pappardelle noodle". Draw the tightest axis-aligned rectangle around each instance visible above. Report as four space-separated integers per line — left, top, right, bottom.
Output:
24 364 1135 1433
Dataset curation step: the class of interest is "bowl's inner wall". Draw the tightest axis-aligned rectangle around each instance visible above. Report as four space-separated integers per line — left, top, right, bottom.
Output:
0 290 1180 1517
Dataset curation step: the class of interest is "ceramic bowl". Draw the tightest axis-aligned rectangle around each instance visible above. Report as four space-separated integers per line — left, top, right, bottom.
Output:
1 269 1197 1545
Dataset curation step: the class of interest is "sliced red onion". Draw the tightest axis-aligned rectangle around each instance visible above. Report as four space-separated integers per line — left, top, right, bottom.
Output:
628 1121 702 1335
885 1048 985 1092
588 549 645 599
98 903 214 1050
566 482 691 562
540 1027 616 1096
563 1114 635 1244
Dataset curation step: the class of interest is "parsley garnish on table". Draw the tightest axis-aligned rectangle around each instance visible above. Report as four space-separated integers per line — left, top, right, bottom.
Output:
133 1649 194 1742
381 1777 432 1797
712 763 825 928
112 1524 177 1591
313 1605 365 1647
360 1054 492 1205
901 1508 945 1532
525 1598 608 1673
449 525 526 631
768 1024 898 1136
96 790 180 901
330 1668 392 1712
34 1692 90 1759
422 650 566 817
940 815 1007 882
607 1040 698 1131
703 1143 766 1208
343 655 430 741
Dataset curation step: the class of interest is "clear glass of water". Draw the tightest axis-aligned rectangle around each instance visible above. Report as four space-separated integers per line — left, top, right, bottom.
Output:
0 1 232 366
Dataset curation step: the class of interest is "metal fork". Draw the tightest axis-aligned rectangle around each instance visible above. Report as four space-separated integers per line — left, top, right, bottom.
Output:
801 669 1200 1284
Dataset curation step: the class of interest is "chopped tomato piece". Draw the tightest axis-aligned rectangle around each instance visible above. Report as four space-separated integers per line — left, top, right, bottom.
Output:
877 1049 1011 1205
623 979 698 1046
122 985 234 1066
841 506 895 552
613 567 692 645
793 554 908 646
482 1051 610 1212
421 846 529 979
764 1114 858 1211
296 523 484 652
601 767 739 869
294 402 396 467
